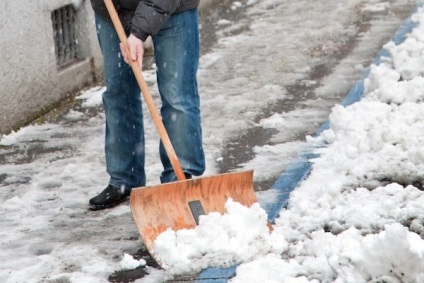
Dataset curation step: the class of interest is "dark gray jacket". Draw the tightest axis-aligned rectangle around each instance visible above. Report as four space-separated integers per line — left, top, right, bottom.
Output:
90 0 199 41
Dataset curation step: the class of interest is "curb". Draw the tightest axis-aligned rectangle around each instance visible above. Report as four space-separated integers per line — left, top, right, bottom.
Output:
194 1 423 282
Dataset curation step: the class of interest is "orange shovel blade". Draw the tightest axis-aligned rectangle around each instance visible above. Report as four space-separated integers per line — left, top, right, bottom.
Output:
130 170 257 257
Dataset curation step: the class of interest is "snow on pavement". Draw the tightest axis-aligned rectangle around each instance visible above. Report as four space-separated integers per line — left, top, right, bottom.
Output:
1 0 423 282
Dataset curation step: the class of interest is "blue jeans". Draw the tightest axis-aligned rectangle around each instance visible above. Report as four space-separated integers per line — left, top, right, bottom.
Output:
95 10 205 189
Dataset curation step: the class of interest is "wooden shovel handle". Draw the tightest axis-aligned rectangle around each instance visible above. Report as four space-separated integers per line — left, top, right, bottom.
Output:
103 0 186 181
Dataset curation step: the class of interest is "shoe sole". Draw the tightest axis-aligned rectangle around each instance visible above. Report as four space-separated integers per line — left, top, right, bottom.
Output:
88 196 129 211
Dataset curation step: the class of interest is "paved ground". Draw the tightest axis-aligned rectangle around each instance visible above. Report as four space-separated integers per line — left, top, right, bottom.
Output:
111 1 418 281
0 0 419 282
214 1 418 191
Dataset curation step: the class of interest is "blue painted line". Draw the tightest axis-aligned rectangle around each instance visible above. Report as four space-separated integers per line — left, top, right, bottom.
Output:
194 2 423 282
195 266 238 283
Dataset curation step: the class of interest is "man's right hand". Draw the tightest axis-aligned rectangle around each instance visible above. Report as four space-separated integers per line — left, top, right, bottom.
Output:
120 34 144 70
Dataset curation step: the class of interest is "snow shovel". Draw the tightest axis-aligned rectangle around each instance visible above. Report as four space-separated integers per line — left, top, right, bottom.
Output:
103 0 258 260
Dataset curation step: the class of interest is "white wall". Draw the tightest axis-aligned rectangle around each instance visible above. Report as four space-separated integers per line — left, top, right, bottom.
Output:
0 0 224 135
0 0 102 135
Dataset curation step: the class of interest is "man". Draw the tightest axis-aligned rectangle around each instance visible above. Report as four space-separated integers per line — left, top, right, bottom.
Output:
88 0 205 210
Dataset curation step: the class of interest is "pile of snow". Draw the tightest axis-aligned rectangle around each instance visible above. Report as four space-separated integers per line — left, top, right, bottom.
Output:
1 1 424 283
150 6 424 283
153 199 287 275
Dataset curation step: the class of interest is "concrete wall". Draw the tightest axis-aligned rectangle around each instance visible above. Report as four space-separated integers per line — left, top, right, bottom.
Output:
0 0 103 135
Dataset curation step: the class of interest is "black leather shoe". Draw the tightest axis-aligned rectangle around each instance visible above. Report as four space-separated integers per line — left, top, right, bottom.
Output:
88 184 131 211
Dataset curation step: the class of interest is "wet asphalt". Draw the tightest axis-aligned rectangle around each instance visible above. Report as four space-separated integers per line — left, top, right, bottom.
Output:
0 0 417 282
111 1 415 282
211 1 415 192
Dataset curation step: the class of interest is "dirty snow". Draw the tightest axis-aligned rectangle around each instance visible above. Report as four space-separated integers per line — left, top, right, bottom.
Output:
1 0 424 283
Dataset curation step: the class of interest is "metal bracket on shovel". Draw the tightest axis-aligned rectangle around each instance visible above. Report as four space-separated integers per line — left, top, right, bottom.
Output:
188 200 206 225
103 0 259 266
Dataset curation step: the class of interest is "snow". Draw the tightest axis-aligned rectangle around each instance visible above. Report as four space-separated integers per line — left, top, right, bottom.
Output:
1 0 424 282
70 0 84 10
153 199 288 275
120 254 147 270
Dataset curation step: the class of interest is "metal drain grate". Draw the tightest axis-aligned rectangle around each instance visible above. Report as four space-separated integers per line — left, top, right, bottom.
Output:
51 5 79 68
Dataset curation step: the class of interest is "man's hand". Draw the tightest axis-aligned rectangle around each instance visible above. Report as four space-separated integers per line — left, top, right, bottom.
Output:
120 34 144 70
